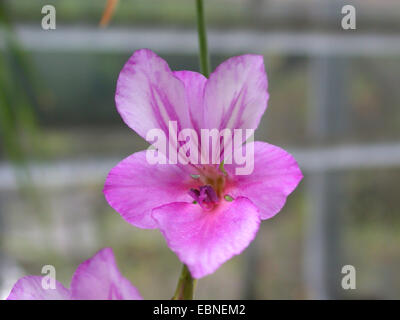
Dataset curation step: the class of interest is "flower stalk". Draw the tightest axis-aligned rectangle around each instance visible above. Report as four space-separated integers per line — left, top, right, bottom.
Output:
172 265 197 300
196 0 210 78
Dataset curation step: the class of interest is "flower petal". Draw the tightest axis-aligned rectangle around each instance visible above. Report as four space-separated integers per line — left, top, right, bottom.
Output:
116 49 191 139
7 276 70 300
204 54 268 131
152 197 260 278
103 151 194 229
70 248 142 300
227 141 303 220
173 70 207 134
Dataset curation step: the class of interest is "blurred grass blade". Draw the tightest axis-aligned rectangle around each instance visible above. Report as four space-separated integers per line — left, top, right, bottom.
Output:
0 1 42 161
0 1 47 218
100 0 119 27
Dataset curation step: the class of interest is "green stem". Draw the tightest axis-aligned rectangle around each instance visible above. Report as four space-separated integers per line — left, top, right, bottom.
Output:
196 0 210 77
172 265 197 300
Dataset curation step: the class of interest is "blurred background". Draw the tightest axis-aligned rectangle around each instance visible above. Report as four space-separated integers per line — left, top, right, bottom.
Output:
1 0 400 299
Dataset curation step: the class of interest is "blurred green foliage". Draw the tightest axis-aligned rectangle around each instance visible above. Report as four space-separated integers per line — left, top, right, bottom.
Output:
5 0 243 27
0 1 41 164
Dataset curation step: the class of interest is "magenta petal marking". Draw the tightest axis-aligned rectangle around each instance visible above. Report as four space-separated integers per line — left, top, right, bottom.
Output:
173 70 207 134
204 54 269 131
115 49 191 140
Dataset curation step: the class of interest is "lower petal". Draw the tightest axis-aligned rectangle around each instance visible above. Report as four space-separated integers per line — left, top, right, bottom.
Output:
70 248 142 300
152 197 260 278
7 276 70 300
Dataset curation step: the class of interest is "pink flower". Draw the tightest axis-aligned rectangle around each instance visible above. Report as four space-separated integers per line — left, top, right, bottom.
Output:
104 49 303 278
7 248 142 300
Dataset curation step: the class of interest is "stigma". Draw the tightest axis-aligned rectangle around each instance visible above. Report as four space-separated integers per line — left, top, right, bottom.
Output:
188 185 219 211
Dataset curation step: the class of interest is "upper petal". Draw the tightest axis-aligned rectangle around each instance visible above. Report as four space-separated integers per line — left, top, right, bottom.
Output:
103 150 194 229
152 197 261 278
204 54 268 131
173 70 207 134
116 49 191 140
70 248 142 300
7 276 70 300
227 141 303 220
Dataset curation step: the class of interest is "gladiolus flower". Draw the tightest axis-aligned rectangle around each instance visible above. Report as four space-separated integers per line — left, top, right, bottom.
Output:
7 248 142 300
104 49 303 278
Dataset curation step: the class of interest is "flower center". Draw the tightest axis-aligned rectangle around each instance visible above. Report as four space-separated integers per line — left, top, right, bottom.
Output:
196 164 227 195
188 185 219 211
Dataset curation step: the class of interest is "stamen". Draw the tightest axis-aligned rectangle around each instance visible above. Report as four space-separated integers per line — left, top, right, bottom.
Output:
188 188 200 200
219 161 227 176
188 185 219 210
224 194 234 202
